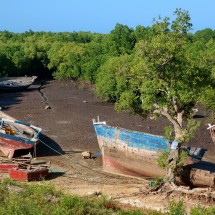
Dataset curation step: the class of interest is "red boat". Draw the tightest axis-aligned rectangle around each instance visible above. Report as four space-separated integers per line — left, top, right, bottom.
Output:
0 111 42 159
8 166 49 182
0 163 19 172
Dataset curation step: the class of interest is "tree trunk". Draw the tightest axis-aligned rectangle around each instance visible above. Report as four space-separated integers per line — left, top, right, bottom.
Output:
166 123 183 182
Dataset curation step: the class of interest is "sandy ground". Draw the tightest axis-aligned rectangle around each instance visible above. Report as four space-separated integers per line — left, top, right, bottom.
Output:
0 79 215 211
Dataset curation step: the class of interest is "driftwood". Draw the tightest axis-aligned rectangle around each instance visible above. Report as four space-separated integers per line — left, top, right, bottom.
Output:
140 182 215 203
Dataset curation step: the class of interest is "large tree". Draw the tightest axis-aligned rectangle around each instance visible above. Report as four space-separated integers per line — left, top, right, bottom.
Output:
113 9 215 180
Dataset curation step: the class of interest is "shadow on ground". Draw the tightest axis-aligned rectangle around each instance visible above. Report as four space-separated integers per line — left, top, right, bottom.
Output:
36 133 65 157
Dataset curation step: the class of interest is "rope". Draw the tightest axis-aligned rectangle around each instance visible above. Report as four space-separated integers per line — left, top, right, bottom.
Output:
39 138 65 156
38 138 152 184
33 142 37 158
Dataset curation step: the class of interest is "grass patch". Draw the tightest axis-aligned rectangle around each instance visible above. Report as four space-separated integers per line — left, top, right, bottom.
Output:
0 178 215 215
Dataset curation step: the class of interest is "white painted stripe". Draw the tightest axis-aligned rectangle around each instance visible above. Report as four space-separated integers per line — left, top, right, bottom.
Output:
30 125 42 132
2 118 15 123
93 121 106 125
0 130 6 134
31 137 39 141
207 124 215 129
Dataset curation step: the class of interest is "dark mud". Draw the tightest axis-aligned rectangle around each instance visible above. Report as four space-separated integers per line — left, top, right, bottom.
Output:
1 79 215 211
0 79 214 165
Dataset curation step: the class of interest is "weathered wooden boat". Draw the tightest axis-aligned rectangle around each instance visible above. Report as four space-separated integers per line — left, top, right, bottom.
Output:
93 119 207 179
207 123 215 144
0 111 42 159
8 166 49 181
0 76 37 91
0 162 19 172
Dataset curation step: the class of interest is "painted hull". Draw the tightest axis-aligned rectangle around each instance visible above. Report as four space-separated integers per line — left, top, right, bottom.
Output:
0 163 19 172
0 134 36 159
0 76 37 92
8 167 49 181
0 112 42 159
93 121 206 178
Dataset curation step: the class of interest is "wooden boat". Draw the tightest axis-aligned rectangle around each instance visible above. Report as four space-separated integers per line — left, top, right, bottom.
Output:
207 124 215 144
93 119 207 178
0 76 37 91
8 166 49 181
0 163 19 172
0 111 42 159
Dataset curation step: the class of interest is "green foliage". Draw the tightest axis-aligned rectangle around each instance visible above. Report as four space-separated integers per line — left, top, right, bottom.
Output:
181 119 200 143
175 149 188 170
47 42 87 80
156 150 169 169
190 205 215 215
164 126 174 140
168 200 185 215
156 147 188 176
151 177 165 188
194 28 215 43
109 9 215 144
190 205 206 215
110 23 136 55
134 25 153 42
95 58 117 101
95 54 133 102
0 180 147 215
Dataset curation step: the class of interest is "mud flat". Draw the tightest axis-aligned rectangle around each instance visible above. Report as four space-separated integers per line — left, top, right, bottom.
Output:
0 79 214 211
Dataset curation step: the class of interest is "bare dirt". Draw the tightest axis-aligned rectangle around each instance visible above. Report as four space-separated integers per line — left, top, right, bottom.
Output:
0 79 215 212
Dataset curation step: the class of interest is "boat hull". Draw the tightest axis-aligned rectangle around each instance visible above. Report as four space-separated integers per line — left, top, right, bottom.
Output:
94 122 169 178
0 111 41 159
0 163 19 172
0 84 32 91
102 146 165 178
93 121 206 179
0 76 37 92
8 167 49 181
0 135 36 159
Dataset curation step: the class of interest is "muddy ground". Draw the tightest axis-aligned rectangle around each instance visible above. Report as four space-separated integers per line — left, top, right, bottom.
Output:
0 79 215 211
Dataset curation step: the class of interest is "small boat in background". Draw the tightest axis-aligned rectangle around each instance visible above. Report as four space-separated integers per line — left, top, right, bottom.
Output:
0 76 37 91
93 118 207 178
0 111 42 159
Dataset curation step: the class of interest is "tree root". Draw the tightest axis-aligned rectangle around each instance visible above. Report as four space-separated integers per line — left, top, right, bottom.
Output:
140 182 215 204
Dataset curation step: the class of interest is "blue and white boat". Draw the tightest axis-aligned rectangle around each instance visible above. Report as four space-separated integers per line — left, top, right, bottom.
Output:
93 118 207 178
0 111 42 159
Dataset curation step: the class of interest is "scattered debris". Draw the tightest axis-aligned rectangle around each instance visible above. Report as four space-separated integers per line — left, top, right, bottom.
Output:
140 182 215 204
7 184 24 193
81 151 100 159
0 154 50 182
87 190 102 197
0 106 8 110
45 105 51 110
81 151 92 159
45 194 60 203
117 198 144 208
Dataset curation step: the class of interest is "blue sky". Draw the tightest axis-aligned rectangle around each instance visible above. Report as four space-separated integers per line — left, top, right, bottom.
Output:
0 0 214 33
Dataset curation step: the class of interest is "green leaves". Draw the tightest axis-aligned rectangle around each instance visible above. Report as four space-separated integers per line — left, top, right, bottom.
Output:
47 42 87 80
94 9 215 144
